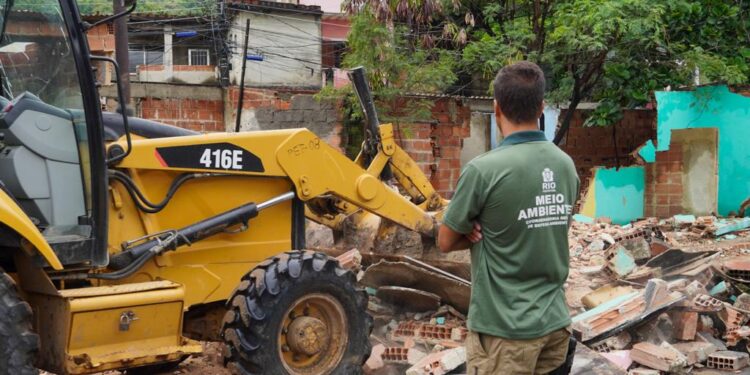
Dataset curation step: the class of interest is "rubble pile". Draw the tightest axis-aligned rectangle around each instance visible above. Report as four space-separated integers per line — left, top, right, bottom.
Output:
566 215 750 374
337 214 750 374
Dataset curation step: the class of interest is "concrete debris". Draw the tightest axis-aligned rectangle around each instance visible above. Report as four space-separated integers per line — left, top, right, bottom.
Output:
605 245 637 278
600 350 633 370
627 368 660 375
582 285 635 310
672 341 717 365
365 344 386 373
560 214 750 374
590 331 632 353
375 286 441 313
571 343 628 374
630 342 687 372
572 278 683 342
734 293 750 311
361 261 470 314
358 212 750 375
405 347 465 375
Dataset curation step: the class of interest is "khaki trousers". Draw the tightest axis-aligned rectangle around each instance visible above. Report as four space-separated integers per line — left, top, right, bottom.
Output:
466 328 570 375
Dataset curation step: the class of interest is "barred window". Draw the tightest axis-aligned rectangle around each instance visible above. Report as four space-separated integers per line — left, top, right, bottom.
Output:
188 49 210 66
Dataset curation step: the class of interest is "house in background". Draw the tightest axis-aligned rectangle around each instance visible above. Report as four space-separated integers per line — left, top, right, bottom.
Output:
300 0 350 87
226 0 323 89
127 13 221 85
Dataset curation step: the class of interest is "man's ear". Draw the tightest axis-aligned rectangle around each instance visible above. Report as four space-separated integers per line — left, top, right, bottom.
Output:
537 100 546 118
494 100 502 119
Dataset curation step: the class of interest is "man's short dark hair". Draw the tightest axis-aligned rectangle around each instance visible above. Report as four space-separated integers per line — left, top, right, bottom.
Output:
493 61 545 124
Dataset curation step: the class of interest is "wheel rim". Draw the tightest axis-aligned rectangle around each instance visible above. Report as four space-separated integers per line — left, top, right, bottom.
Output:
278 293 348 374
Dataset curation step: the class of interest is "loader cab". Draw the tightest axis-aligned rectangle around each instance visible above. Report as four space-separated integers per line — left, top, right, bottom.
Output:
0 0 108 267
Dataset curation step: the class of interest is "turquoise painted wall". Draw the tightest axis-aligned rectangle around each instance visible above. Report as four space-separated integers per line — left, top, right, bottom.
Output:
594 166 645 225
655 85 750 215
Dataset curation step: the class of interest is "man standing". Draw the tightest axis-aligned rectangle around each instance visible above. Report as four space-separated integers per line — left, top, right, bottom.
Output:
438 61 579 374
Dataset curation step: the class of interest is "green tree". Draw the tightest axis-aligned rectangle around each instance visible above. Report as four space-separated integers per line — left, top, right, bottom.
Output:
74 0 211 16
346 0 750 142
319 10 458 124
464 0 749 142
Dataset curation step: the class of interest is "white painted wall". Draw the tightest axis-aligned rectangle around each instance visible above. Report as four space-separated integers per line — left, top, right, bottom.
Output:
137 67 218 85
229 11 322 88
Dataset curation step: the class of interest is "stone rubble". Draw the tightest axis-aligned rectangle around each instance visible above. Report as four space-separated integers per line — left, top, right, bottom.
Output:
356 214 750 374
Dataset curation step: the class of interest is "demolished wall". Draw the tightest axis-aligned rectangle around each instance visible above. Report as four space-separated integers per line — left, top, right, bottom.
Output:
649 85 750 216
394 98 474 198
558 108 656 184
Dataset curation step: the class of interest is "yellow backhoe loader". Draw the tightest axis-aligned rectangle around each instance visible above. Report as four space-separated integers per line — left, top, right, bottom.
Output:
0 0 447 374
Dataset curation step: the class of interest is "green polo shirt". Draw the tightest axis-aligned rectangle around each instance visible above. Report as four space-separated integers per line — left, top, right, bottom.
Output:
443 130 579 340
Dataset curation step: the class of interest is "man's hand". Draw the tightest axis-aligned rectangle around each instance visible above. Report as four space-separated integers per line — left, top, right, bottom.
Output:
466 222 483 243
438 221 482 253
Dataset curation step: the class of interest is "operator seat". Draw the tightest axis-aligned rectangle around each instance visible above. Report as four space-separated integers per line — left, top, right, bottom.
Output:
0 93 93 265
0 92 86 228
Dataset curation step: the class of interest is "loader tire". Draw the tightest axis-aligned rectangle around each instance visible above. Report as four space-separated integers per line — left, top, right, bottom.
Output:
0 269 39 375
222 251 372 375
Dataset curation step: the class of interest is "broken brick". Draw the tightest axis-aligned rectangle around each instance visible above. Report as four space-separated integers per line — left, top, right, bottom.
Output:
601 350 632 371
670 311 698 340
707 350 749 370
630 342 687 373
381 346 426 365
335 248 362 271
364 344 385 373
692 294 724 312
672 341 717 365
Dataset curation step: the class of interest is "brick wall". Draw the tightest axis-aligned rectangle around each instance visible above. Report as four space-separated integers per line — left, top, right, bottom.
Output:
558 109 656 192
139 97 224 132
395 98 471 197
644 143 683 217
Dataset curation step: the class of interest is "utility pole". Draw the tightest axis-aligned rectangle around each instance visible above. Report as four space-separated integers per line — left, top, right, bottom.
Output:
113 0 131 109
234 18 250 133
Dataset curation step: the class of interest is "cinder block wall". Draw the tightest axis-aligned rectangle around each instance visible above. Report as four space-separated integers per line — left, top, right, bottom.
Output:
225 87 344 151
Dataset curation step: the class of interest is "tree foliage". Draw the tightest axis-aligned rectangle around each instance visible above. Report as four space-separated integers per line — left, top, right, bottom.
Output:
319 10 458 124
344 0 750 139
74 0 211 16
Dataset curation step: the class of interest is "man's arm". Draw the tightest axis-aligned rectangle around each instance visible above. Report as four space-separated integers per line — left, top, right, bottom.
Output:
440 164 485 252
438 222 482 253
